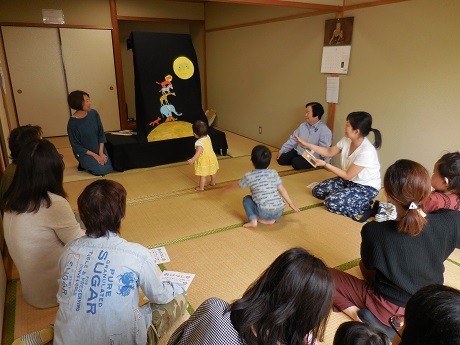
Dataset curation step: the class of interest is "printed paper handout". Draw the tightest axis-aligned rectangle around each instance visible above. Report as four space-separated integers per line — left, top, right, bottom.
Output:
110 130 136 136
160 270 195 291
306 182 319 189
149 247 171 264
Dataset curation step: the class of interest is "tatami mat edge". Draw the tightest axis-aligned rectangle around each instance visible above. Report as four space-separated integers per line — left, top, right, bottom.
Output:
124 169 310 204
3 279 17 345
147 202 324 249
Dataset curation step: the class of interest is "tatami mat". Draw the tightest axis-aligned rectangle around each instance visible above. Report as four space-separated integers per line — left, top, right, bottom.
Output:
63 156 325 210
113 171 334 247
46 136 71 150
5 131 460 345
215 127 278 158
162 206 363 309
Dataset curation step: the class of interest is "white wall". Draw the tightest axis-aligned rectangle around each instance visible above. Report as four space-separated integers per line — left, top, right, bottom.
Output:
206 0 460 173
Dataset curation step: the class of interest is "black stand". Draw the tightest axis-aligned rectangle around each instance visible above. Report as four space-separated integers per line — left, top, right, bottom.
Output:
106 127 228 172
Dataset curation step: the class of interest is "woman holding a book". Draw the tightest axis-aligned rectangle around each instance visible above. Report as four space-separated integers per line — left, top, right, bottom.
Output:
295 111 382 222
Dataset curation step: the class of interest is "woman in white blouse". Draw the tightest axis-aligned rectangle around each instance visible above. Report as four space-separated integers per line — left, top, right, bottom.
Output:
296 111 382 222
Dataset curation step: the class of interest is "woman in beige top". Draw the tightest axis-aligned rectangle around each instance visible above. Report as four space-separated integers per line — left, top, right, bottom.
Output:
3 139 84 308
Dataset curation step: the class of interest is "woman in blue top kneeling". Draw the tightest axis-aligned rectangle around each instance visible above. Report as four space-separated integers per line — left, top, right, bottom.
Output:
67 90 113 176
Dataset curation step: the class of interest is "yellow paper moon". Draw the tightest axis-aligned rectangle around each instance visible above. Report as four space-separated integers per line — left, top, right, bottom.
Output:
173 56 194 80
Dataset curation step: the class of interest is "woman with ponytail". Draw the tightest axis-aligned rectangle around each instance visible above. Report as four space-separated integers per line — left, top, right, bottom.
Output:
296 111 382 222
330 160 460 332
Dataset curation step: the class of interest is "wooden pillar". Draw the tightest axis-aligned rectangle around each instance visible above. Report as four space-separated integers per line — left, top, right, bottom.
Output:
326 1 346 135
109 0 129 130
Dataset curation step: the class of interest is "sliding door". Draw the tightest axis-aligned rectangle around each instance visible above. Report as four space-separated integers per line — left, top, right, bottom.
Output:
60 28 120 131
2 26 70 136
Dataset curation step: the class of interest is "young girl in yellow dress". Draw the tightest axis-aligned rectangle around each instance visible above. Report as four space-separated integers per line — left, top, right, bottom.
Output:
187 120 219 191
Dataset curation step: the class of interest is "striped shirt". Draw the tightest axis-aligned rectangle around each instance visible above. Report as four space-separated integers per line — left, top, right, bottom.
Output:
239 169 285 211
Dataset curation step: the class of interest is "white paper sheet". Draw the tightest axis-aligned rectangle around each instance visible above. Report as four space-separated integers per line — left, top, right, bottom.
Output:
326 77 340 103
149 247 171 264
160 270 195 291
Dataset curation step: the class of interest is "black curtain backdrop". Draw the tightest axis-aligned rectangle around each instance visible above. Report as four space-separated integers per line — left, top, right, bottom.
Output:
127 32 207 143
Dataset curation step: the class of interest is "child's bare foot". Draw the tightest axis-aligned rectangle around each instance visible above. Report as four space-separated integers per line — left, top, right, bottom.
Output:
243 220 258 228
195 186 205 191
208 183 216 188
258 218 276 225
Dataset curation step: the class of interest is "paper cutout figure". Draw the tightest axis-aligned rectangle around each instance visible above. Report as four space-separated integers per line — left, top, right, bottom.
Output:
156 75 173 88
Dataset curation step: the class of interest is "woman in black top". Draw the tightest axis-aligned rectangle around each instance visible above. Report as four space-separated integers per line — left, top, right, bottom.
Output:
330 159 460 327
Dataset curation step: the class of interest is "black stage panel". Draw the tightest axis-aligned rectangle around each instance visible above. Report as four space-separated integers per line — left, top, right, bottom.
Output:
106 127 228 172
128 31 207 142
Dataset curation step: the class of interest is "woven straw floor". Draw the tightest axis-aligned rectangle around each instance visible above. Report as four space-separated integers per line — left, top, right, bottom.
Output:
2 130 460 345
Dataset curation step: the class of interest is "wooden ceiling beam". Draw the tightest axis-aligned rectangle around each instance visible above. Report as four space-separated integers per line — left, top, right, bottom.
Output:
206 8 335 32
344 0 409 11
176 0 410 12
181 0 341 11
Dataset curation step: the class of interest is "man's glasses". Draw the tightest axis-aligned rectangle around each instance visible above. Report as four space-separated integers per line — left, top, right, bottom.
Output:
389 314 405 338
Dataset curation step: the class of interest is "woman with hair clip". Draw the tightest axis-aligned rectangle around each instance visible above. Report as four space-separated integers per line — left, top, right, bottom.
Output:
3 139 84 308
296 111 382 222
330 160 460 335
168 247 334 345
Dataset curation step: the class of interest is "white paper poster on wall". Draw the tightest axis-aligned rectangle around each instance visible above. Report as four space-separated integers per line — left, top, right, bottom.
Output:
326 77 340 103
321 46 351 74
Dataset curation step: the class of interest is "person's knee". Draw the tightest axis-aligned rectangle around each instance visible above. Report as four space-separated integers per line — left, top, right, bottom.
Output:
291 158 311 170
277 153 291 166
150 294 188 340
312 185 326 199
324 196 341 213
89 164 113 176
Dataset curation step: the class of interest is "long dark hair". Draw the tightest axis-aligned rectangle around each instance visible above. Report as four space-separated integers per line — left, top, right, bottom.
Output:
4 139 66 213
230 248 334 345
347 112 382 149
384 159 431 235
8 124 42 164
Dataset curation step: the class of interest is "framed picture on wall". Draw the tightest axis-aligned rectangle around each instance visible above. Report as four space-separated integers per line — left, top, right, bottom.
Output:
324 17 354 46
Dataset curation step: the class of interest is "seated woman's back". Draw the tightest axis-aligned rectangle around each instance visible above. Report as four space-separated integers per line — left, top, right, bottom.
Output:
3 140 83 308
361 159 460 306
54 180 186 345
361 208 460 305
